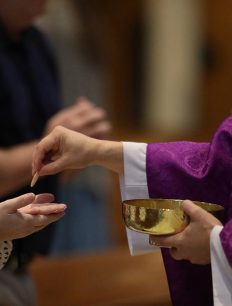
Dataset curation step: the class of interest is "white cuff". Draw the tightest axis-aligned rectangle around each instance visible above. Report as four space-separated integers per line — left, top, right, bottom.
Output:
210 225 232 306
120 142 159 256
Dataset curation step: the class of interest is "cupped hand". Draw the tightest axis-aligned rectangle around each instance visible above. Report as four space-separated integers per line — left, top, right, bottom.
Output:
0 193 66 241
44 97 111 139
19 193 66 215
149 200 223 265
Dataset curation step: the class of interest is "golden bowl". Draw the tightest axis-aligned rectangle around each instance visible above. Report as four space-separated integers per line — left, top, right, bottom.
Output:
122 199 224 236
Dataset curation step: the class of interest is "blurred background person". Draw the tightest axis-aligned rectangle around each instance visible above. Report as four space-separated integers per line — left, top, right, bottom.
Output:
0 0 111 304
5 1 232 306
37 0 114 255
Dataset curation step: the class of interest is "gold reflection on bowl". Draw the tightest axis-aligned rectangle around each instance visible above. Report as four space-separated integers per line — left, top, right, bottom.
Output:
122 199 224 236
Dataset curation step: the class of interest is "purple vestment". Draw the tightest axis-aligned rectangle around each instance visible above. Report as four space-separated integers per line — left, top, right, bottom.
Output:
146 116 232 306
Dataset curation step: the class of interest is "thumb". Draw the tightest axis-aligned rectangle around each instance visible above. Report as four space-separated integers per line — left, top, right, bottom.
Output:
3 193 35 213
181 200 208 221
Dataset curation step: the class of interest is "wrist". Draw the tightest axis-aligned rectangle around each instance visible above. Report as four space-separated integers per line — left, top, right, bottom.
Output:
206 220 222 239
93 140 123 175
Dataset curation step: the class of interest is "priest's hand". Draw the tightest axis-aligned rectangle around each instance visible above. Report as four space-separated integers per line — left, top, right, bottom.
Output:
0 193 66 241
149 200 222 265
32 126 123 178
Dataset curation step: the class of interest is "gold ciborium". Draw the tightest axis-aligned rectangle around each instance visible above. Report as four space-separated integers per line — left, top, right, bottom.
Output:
122 199 224 236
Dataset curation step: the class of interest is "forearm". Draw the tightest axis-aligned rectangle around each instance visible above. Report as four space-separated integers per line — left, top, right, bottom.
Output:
0 142 37 196
92 140 124 175
33 127 123 177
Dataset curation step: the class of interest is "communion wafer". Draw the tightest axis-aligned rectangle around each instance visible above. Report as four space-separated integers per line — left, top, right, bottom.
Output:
30 172 39 187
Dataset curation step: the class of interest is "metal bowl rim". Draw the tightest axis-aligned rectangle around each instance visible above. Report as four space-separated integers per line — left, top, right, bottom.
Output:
122 198 224 212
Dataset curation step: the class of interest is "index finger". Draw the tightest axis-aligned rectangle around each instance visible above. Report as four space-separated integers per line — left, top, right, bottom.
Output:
21 203 67 215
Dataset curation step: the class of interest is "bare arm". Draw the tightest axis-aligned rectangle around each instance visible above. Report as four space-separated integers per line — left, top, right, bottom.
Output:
0 142 37 196
0 98 112 196
94 139 124 175
32 126 124 178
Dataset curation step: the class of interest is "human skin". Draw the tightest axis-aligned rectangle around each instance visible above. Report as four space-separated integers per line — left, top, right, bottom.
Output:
32 126 224 265
0 1 111 196
32 126 123 177
0 192 66 241
0 98 111 196
149 200 222 265
0 0 48 40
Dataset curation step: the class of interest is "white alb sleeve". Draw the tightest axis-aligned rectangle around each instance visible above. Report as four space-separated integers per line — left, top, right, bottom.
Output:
210 225 232 306
120 142 159 256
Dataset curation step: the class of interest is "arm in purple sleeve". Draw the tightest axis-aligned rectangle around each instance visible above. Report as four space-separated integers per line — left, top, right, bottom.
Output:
145 116 232 306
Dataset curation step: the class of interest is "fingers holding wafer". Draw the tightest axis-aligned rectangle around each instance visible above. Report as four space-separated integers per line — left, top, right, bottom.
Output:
30 172 39 187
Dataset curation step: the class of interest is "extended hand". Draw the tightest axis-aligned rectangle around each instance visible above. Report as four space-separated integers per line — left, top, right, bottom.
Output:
149 200 222 265
32 126 123 178
0 193 66 241
32 126 98 177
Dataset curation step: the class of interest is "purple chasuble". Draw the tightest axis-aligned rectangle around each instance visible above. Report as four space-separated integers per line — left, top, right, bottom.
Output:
146 116 232 306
